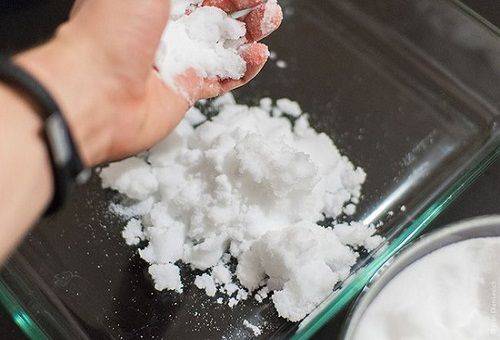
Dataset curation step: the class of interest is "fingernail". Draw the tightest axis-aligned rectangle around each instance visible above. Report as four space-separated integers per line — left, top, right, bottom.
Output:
246 0 283 40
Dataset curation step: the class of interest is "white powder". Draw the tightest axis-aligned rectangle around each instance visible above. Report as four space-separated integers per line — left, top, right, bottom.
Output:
211 92 237 108
100 93 380 322
149 263 183 292
185 106 207 126
110 197 154 219
100 157 158 201
156 4 247 86
238 221 374 321
353 237 500 340
243 319 262 336
224 282 239 296
228 297 239 308
194 273 217 297
212 263 232 285
255 286 269 303
334 222 383 251
276 98 302 117
122 218 145 246
344 203 356 216
276 60 288 69
259 97 273 113
170 0 202 18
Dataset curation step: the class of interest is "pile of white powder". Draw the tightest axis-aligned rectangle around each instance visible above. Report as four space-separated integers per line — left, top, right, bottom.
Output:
100 93 382 322
353 237 500 339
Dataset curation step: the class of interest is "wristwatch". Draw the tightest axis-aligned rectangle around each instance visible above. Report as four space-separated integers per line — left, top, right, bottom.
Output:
0 56 90 215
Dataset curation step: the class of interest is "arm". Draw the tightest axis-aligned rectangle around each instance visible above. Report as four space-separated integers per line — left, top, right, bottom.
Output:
0 82 52 262
0 0 282 263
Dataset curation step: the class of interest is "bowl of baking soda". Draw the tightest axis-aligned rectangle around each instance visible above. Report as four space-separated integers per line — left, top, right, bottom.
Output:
343 215 500 340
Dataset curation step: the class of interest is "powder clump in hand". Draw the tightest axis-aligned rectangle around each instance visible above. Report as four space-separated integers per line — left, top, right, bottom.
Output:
100 94 380 322
156 2 247 85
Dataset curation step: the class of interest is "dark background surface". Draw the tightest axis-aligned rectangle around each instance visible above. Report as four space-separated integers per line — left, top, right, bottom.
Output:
0 1 499 339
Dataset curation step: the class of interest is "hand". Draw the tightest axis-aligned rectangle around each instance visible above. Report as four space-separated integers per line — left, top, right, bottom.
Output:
17 0 282 166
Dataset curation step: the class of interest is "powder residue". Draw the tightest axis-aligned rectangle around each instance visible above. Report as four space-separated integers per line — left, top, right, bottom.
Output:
122 219 145 246
276 60 288 69
353 237 500 340
243 319 262 336
100 94 380 322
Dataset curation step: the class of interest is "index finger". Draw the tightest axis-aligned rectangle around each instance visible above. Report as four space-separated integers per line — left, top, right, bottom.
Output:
203 0 282 42
202 0 263 13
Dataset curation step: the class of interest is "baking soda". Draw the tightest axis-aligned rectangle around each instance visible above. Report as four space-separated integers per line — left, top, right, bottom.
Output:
353 237 500 340
100 94 381 321
155 3 247 85
243 319 262 336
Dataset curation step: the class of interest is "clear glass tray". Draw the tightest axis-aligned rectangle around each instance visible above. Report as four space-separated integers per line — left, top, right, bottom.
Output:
2 0 500 339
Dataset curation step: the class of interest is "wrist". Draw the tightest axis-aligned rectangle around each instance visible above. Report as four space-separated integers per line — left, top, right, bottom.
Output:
0 82 53 214
15 34 113 167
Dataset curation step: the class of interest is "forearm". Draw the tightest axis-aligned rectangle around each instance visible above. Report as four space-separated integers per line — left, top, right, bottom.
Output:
0 39 109 263
0 82 53 262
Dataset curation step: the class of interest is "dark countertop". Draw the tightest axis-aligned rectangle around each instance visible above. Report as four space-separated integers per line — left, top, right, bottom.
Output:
1 1 499 339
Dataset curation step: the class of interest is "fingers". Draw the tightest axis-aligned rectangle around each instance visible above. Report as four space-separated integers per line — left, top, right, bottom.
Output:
220 42 269 92
157 1 277 104
173 68 212 105
203 0 282 42
243 0 283 41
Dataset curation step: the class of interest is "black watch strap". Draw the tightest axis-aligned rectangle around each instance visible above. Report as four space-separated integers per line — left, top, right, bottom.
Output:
0 56 90 215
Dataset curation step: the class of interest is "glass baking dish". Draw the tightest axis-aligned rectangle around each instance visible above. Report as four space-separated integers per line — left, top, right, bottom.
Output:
2 0 500 339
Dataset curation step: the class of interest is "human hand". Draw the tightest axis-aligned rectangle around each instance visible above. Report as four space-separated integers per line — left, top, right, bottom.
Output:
17 0 282 166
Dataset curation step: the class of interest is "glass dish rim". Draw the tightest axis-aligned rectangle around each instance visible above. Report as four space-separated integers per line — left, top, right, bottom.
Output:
340 214 500 339
293 144 500 339
0 1 499 339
